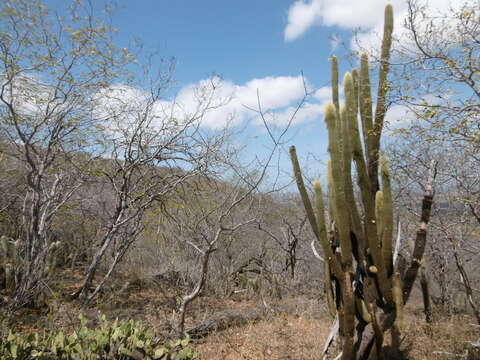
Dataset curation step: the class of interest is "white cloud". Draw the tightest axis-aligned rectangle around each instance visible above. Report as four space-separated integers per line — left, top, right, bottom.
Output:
237 76 307 110
384 93 447 132
313 86 332 101
285 0 405 41
284 0 466 48
384 104 414 129
178 75 312 129
0 74 78 119
95 75 326 133
329 34 342 51
284 0 322 41
254 102 325 127
351 0 468 52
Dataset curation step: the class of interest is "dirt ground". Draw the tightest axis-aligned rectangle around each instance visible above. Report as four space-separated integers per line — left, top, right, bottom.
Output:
1 270 478 359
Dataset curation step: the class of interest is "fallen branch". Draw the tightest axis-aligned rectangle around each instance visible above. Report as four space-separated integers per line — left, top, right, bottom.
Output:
186 308 263 339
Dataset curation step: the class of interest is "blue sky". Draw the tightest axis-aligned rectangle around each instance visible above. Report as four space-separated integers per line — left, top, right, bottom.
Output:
45 0 460 184
107 0 359 183
112 1 341 85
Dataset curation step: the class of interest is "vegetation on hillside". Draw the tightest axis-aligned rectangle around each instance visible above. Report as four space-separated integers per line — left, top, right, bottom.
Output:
0 0 478 359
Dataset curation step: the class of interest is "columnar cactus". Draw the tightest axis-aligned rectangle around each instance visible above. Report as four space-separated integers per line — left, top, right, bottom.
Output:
1 235 60 296
290 5 436 359
45 241 61 279
1 235 19 293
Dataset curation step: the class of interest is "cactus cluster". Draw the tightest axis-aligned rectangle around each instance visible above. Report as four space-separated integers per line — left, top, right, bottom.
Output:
45 240 61 279
290 5 435 359
1 235 19 293
1 235 61 296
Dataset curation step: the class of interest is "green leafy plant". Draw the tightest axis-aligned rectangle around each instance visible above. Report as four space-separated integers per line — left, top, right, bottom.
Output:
0 314 198 359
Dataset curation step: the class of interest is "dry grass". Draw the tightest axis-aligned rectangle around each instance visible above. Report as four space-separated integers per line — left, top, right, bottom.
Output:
195 313 331 360
194 300 479 360
1 269 478 360
403 312 479 359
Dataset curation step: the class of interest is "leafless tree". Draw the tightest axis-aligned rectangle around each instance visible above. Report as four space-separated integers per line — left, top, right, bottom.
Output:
0 0 132 308
382 0 480 320
73 75 236 304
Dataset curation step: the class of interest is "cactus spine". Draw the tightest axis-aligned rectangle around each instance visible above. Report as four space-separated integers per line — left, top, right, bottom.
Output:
290 5 436 359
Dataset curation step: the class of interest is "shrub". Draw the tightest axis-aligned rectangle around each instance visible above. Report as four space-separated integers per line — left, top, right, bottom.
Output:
0 314 197 359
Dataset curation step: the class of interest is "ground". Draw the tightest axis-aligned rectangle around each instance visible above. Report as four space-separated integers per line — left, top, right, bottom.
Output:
1 269 478 359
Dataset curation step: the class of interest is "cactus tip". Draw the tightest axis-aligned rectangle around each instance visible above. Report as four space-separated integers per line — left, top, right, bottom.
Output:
324 103 337 126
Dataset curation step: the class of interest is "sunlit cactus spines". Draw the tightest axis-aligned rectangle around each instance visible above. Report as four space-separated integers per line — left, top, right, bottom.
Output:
288 4 434 358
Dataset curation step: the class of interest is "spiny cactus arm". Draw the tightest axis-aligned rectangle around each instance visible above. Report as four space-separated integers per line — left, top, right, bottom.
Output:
4 263 14 292
369 191 393 303
340 272 356 359
371 305 385 358
375 191 385 241
357 187 391 304
348 69 375 221
327 161 337 232
373 4 394 132
1 236 18 265
352 69 359 115
402 160 436 303
359 54 374 162
313 180 342 278
340 106 350 174
370 4 394 192
355 297 373 323
342 76 353 194
342 73 366 258
324 104 352 268
350 58 377 253
331 56 340 115
340 104 356 223
1 236 18 293
289 146 319 241
380 156 394 275
0 235 15 263
392 272 404 331
45 241 61 279
324 261 337 317
1 235 8 259
359 162 436 359
357 281 386 357
347 73 392 284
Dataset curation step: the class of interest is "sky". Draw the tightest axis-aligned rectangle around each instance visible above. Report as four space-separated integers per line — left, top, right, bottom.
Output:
43 0 463 185
108 0 352 177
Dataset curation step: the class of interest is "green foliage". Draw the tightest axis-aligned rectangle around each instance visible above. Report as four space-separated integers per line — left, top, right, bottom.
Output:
0 314 198 359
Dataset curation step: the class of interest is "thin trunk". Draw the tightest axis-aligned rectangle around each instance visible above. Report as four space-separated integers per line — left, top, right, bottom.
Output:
420 266 433 323
174 248 213 337
73 231 116 300
452 245 480 325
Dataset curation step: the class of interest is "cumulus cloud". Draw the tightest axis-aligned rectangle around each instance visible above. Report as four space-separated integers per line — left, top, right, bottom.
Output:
0 74 80 119
384 104 414 129
284 0 463 47
284 0 323 41
284 0 404 41
181 75 312 129
254 102 325 127
313 86 333 101
95 75 328 133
